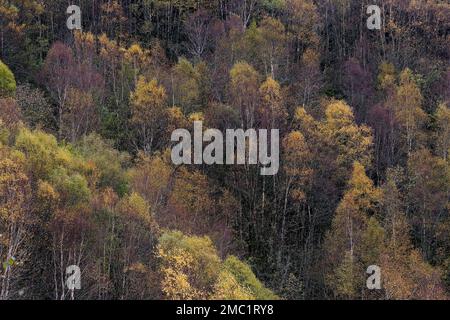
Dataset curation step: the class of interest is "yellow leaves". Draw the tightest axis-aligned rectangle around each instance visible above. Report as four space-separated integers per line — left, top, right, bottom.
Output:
257 17 287 68
158 244 195 274
167 106 184 120
293 100 373 189
188 112 204 122
0 152 28 188
282 131 313 187
378 176 417 299
230 62 261 126
10 131 98 208
36 180 59 213
125 44 151 66
131 77 166 106
360 217 385 266
55 146 92 176
301 48 320 66
348 162 374 193
0 145 30 224
118 192 152 224
285 0 320 37
170 169 213 223
15 0 45 15
66 88 94 114
94 187 119 211
222 256 279 300
343 162 382 214
55 147 73 166
325 163 382 298
98 33 112 48
293 107 316 132
260 16 286 40
167 106 188 132
157 231 217 300
15 127 98 190
324 100 355 129
160 265 199 300
0 3 19 18
183 235 221 279
322 100 373 170
381 248 447 300
128 152 172 208
407 250 447 299
394 69 427 146
283 131 307 153
37 180 59 203
33 2 45 15
115 191 158 234
87 33 156 77
407 148 450 215
126 44 144 58
126 44 151 74
174 58 199 79
212 270 254 300
328 250 357 299
74 31 96 52
172 58 202 111
50 168 91 206
380 252 414 300
396 68 424 109
378 61 396 90
259 76 286 126
435 103 450 127
230 62 260 89
129 76 168 152
98 33 122 62
157 231 276 300
130 77 167 126
15 127 58 179
240 21 264 56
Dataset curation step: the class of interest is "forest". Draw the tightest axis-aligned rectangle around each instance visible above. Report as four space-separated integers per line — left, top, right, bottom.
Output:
0 0 449 300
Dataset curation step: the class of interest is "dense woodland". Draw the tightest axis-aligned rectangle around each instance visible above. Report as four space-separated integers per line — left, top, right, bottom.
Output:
0 0 449 300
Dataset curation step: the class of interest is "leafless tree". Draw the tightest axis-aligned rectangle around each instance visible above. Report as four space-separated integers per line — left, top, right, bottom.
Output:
185 9 214 59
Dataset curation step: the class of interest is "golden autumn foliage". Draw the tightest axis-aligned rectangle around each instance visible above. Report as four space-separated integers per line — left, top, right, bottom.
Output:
323 101 373 168
324 162 382 299
282 131 313 202
259 77 287 128
393 69 428 154
380 175 447 301
0 0 449 301
130 77 168 154
0 144 31 299
157 231 277 300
